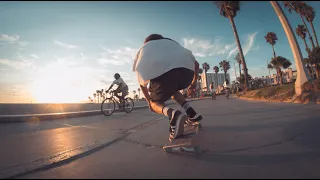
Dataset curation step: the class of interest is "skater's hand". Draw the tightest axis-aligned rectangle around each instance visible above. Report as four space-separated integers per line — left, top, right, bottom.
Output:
187 84 196 97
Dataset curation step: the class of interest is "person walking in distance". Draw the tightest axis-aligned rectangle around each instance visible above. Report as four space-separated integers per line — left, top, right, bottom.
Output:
132 34 202 141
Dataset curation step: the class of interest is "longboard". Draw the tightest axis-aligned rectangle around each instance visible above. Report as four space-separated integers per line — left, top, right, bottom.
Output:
163 123 201 154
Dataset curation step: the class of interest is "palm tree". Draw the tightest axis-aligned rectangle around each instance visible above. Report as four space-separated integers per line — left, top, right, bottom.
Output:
100 89 104 100
304 3 319 47
214 1 249 90
296 24 314 77
88 96 91 103
303 57 315 79
137 88 141 100
237 74 253 85
96 90 100 103
213 66 219 88
93 93 97 103
296 24 309 51
235 53 242 76
304 46 320 79
265 32 278 58
219 60 231 80
267 56 292 85
283 1 315 49
202 62 210 91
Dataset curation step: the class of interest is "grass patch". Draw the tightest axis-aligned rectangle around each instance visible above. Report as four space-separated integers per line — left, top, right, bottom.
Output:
238 80 320 104
238 83 297 103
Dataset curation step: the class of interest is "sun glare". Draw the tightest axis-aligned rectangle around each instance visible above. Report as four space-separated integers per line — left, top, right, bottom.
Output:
31 63 91 103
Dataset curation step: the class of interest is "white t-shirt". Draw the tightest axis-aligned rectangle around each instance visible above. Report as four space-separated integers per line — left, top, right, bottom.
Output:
111 77 127 89
132 39 196 87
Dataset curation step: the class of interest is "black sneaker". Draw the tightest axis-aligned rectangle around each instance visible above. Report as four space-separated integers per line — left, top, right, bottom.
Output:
168 110 186 141
185 113 202 125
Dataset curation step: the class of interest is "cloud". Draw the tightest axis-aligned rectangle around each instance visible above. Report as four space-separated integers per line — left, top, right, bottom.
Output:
30 54 39 59
53 40 77 49
0 58 35 70
100 79 113 85
98 46 138 66
53 54 84 67
0 34 19 42
0 34 29 47
226 32 259 59
182 37 236 58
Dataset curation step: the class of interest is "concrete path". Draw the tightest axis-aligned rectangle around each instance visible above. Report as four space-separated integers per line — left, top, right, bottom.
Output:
1 96 320 178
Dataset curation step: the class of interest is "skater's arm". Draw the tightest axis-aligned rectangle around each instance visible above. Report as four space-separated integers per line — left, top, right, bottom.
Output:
187 60 199 97
140 85 151 102
191 60 199 86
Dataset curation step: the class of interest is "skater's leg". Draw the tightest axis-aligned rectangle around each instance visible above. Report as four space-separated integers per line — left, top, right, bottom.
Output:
147 70 188 140
149 100 186 140
171 91 202 124
169 67 202 124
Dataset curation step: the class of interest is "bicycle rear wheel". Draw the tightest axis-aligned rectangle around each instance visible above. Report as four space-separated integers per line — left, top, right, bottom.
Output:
101 98 115 116
123 97 134 113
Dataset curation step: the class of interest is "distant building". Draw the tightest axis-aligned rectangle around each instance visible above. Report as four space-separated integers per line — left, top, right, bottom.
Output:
201 72 230 92
253 68 297 87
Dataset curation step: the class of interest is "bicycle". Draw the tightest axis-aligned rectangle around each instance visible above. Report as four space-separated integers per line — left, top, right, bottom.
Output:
101 90 134 116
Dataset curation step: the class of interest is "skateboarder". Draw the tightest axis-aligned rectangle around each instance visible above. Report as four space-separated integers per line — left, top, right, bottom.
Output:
132 34 202 141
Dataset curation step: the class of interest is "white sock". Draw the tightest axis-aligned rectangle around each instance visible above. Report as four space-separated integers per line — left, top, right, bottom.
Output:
162 106 171 117
182 102 191 111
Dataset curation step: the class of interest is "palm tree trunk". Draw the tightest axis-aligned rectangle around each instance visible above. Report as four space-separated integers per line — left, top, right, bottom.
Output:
278 68 283 85
300 15 315 49
310 22 319 47
303 38 309 50
229 17 249 90
272 45 276 58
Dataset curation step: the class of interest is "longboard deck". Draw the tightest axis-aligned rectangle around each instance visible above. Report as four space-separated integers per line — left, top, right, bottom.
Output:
163 123 201 154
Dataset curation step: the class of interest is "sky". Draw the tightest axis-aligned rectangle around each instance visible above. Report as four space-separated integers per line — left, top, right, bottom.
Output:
0 1 320 103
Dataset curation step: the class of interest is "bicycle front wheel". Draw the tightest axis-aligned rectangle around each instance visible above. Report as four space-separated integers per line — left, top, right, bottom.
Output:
101 98 115 116
123 98 134 113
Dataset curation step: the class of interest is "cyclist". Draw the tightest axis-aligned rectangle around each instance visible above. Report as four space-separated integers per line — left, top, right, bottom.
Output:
106 73 129 104
132 34 202 141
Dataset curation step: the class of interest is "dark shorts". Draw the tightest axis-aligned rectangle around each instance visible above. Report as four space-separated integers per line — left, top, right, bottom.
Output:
149 68 194 103
115 86 128 97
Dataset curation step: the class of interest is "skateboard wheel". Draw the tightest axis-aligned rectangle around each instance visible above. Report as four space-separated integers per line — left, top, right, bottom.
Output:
163 147 172 153
194 146 201 154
